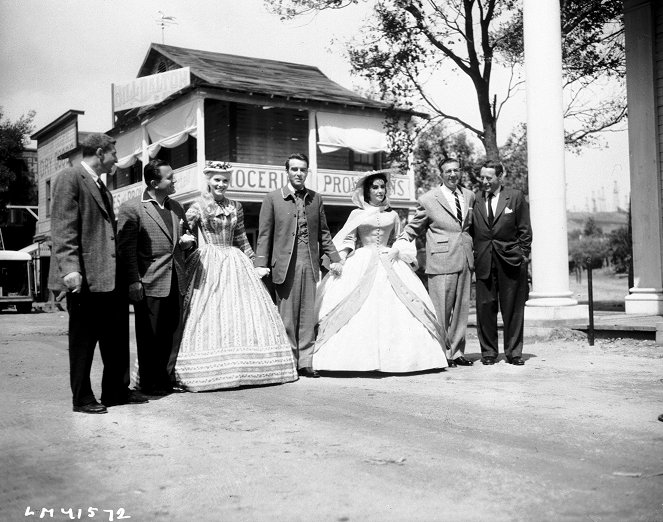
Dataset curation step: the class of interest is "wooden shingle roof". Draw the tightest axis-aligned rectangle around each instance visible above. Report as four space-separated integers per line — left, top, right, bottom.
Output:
139 43 391 111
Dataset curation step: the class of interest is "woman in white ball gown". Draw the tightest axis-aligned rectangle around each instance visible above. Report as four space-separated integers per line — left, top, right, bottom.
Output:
313 172 448 373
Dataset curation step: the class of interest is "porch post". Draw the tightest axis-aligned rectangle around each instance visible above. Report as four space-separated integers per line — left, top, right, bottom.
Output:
308 110 318 191
523 0 585 320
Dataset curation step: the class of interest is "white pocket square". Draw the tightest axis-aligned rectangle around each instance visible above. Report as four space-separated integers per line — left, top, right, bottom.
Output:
505 207 514 214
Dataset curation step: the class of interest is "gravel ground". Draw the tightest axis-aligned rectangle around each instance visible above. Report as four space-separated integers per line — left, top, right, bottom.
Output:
1 311 662 522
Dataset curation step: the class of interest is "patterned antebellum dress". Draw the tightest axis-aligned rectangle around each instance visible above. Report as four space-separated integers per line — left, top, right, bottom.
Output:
174 195 297 391
313 207 448 373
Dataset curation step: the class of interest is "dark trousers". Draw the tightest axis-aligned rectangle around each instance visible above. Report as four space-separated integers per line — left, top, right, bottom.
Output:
134 277 183 391
274 241 316 369
476 254 529 359
67 290 130 407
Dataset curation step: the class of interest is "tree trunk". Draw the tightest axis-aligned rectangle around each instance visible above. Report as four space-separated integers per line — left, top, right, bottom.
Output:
474 79 500 161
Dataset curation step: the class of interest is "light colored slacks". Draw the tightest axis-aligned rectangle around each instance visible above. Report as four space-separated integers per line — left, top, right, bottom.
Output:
427 264 472 360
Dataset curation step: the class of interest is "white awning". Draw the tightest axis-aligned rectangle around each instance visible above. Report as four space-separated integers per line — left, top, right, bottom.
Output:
146 100 197 158
316 112 388 154
114 127 143 169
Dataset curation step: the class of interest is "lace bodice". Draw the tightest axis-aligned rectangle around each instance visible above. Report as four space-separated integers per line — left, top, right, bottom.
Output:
186 196 255 259
341 209 399 251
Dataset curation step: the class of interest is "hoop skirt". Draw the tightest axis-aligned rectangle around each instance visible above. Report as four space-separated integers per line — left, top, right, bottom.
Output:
174 197 297 391
313 208 447 373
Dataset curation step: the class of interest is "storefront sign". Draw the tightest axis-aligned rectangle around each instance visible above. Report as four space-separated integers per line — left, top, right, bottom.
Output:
111 182 144 213
112 67 191 112
38 122 78 181
317 170 411 200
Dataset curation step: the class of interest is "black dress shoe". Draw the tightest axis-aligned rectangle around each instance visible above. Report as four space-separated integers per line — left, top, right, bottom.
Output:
447 360 457 368
481 357 496 365
298 367 320 378
73 402 107 414
103 390 149 407
454 356 474 366
508 356 525 366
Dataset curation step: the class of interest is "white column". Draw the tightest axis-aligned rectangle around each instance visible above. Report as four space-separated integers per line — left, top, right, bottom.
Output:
623 0 663 314
196 95 207 195
140 123 149 180
523 0 585 320
308 110 318 191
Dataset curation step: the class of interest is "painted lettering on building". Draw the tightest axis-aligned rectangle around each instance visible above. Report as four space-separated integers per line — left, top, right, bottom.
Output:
113 67 191 112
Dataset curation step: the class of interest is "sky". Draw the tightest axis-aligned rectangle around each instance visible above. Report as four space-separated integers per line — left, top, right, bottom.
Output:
0 0 629 212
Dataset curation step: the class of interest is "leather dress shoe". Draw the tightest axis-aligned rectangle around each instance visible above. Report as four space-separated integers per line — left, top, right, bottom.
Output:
298 367 320 378
447 360 457 368
454 356 474 366
508 356 525 366
481 357 496 365
73 402 107 414
103 390 149 407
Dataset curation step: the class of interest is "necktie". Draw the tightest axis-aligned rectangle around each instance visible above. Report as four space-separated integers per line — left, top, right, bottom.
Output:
487 192 494 227
454 190 463 223
97 178 113 217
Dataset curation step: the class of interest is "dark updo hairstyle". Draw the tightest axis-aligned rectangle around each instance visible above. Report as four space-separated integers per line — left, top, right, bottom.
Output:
363 173 389 204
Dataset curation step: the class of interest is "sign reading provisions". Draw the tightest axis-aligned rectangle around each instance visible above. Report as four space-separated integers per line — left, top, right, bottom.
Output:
112 67 191 112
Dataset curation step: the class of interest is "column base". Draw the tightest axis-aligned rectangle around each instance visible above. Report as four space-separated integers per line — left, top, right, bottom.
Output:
525 302 588 323
624 288 663 315
525 293 586 323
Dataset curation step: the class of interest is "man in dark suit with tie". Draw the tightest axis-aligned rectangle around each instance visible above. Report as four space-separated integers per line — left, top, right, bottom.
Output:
48 134 148 413
255 153 342 378
117 159 195 395
472 160 532 366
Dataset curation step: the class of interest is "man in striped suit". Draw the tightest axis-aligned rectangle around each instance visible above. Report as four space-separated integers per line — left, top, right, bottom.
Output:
117 159 196 394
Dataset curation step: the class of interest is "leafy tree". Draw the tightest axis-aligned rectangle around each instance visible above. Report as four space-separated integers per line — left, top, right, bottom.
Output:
582 216 602 237
412 123 481 191
267 0 625 160
0 107 36 212
607 224 631 274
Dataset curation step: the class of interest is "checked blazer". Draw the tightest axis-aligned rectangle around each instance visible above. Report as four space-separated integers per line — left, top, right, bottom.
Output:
117 192 190 298
401 186 475 274
48 165 119 293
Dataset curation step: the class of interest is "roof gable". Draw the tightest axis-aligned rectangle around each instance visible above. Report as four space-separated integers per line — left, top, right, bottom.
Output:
137 43 390 110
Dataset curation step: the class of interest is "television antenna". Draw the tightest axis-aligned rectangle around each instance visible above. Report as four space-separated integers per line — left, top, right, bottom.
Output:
155 11 178 44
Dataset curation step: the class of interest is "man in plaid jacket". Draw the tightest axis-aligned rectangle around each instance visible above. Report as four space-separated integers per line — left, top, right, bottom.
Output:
117 159 195 394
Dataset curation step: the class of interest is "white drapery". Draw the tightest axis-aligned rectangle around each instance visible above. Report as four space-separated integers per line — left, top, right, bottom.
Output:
146 100 198 158
114 127 143 169
316 112 388 154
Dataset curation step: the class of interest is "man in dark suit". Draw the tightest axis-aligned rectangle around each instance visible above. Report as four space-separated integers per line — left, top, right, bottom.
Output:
472 160 532 365
255 153 342 378
400 158 476 367
117 159 195 395
48 133 148 413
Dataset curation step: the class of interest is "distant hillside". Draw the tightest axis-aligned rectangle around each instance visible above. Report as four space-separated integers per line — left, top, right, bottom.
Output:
567 211 628 234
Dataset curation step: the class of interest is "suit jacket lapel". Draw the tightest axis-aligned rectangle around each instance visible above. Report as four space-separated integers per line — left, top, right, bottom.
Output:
460 187 473 226
143 200 173 243
433 188 457 221
476 191 489 226
170 208 180 247
494 189 511 223
80 168 111 220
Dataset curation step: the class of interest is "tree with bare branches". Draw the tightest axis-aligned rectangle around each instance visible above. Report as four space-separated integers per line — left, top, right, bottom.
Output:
267 0 625 160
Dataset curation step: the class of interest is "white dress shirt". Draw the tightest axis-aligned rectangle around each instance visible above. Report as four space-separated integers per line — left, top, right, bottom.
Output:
440 183 466 220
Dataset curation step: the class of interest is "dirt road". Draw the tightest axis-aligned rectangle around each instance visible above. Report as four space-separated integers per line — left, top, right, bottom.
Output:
1 312 662 521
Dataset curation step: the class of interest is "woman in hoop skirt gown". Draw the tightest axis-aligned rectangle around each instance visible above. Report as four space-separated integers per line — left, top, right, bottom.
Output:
312 172 448 373
174 161 297 391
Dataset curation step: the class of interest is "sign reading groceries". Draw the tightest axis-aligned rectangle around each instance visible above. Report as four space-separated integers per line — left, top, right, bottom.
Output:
229 164 411 200
112 67 191 112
